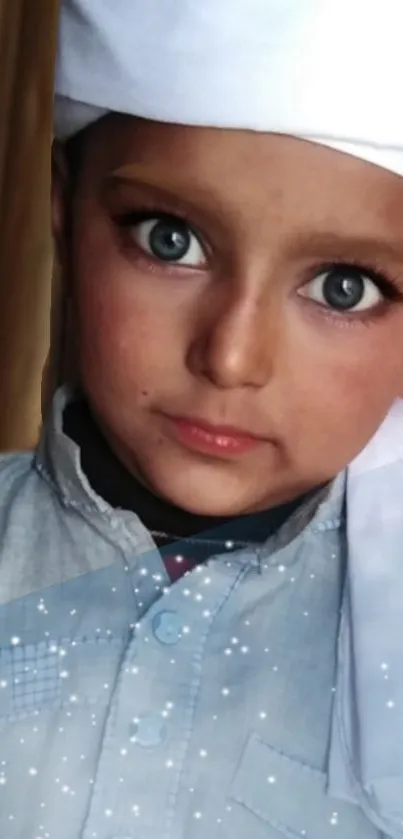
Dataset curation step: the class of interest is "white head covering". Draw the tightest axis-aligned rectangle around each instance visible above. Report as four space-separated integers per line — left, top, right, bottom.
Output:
55 2 403 835
55 0 403 176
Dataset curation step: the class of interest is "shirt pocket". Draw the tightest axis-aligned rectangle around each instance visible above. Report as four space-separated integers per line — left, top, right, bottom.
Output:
0 642 62 718
230 734 380 839
0 637 124 722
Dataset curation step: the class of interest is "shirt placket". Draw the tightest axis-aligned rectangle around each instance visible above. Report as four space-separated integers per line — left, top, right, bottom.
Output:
81 557 245 839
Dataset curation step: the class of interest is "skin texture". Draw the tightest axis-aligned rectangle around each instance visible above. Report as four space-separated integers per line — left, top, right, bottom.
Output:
53 116 403 516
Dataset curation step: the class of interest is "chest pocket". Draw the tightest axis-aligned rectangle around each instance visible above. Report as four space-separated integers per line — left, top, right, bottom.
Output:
0 638 124 722
230 735 381 839
0 642 62 718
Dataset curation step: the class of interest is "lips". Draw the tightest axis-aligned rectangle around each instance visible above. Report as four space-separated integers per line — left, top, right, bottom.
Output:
163 414 266 457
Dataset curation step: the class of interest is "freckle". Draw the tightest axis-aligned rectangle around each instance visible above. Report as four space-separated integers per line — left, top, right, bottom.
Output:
141 390 149 397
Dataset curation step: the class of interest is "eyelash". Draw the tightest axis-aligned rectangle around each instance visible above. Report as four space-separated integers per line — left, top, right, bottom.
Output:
114 206 403 322
306 258 403 327
312 260 402 301
115 207 206 258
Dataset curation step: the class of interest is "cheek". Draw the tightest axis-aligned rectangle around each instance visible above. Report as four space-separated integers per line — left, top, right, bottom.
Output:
78 291 174 397
286 319 403 464
73 234 184 397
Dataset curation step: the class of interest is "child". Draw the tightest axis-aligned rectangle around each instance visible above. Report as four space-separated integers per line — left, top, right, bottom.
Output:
1 0 403 836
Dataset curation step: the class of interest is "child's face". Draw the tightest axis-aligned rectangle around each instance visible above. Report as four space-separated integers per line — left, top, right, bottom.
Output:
54 117 403 515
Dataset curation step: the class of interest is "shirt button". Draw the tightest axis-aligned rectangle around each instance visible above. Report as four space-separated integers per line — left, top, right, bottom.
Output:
152 610 182 645
130 714 167 748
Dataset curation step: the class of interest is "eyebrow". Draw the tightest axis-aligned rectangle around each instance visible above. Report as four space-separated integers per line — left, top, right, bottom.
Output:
106 164 203 200
287 231 403 266
105 163 232 229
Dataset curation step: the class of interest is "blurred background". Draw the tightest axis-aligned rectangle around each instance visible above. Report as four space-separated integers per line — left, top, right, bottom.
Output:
0 0 60 452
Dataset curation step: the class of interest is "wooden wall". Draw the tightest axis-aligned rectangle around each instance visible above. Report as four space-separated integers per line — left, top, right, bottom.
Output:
0 0 59 451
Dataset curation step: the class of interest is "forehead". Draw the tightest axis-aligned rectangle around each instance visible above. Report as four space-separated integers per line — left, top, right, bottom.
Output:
80 116 403 243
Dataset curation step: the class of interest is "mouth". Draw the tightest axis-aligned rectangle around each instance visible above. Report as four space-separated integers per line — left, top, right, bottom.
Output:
162 414 268 458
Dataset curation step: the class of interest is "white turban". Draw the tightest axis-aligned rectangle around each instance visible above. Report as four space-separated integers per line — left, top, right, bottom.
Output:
54 3 403 837
55 0 403 177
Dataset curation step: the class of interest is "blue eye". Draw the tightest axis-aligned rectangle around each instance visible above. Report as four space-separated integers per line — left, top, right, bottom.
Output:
129 216 206 267
300 266 384 312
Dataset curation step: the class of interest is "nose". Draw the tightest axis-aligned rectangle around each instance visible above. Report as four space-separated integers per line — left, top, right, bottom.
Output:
187 286 278 390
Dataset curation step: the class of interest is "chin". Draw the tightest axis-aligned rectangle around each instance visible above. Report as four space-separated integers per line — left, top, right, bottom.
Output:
143 456 318 516
162 490 251 518
133 440 298 516
144 466 261 517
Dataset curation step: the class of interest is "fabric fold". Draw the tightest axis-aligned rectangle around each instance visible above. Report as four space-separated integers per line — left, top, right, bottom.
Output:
329 400 403 837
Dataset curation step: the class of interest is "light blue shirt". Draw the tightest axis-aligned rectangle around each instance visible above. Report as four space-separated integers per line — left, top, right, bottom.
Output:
0 388 384 838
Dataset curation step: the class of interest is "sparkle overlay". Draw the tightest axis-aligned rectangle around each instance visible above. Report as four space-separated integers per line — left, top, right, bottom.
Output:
0 389 381 838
